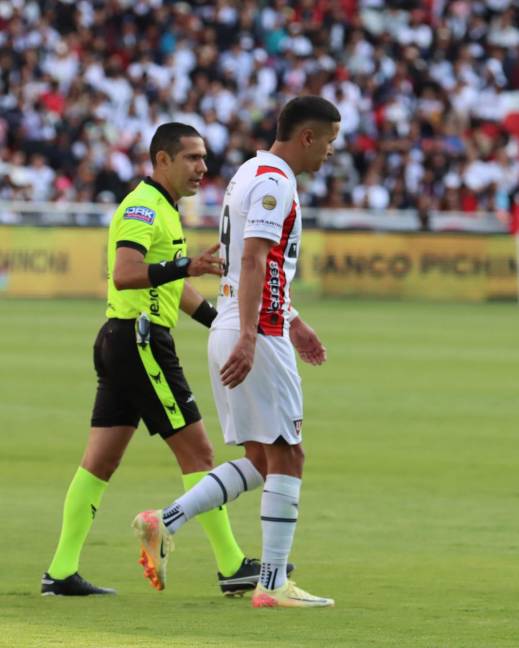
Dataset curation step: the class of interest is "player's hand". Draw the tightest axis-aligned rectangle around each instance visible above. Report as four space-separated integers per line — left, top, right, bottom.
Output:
187 243 224 277
289 317 327 366
220 334 256 388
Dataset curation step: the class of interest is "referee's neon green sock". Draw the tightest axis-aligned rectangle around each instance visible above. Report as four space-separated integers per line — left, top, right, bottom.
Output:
182 471 244 577
48 467 108 580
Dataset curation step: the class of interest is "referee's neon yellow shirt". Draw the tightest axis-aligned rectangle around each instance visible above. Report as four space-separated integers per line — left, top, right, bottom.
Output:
106 178 187 329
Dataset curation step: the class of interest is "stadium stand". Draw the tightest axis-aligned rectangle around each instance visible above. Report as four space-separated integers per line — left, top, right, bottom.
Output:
0 0 518 222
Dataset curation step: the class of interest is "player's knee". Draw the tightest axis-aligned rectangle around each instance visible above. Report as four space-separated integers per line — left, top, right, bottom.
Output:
290 443 305 472
245 447 267 479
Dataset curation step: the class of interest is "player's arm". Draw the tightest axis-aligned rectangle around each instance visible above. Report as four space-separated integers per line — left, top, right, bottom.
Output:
289 314 327 366
112 244 224 290
180 281 218 328
220 236 273 388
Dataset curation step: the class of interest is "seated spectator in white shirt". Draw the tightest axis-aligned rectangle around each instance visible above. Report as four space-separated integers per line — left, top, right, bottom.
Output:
352 171 390 210
27 153 55 201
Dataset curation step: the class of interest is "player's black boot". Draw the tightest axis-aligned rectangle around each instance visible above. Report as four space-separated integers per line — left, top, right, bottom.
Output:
41 572 116 596
218 558 295 596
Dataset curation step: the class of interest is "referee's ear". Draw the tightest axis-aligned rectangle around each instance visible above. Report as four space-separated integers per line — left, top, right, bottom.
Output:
155 150 173 168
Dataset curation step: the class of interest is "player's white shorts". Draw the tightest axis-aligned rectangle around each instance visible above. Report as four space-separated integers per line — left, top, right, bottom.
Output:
208 329 303 446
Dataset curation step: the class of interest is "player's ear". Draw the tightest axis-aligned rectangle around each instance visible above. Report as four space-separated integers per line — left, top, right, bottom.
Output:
300 127 314 149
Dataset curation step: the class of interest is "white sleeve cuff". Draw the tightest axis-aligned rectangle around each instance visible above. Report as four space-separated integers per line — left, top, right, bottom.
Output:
287 306 299 323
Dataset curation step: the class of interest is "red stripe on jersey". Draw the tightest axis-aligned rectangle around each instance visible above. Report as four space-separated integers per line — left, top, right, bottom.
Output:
255 163 295 336
256 165 288 179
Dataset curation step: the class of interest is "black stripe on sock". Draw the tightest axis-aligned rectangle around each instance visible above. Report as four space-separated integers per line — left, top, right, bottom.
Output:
208 472 228 504
260 515 298 523
163 505 180 519
263 489 291 497
163 511 185 524
228 461 248 491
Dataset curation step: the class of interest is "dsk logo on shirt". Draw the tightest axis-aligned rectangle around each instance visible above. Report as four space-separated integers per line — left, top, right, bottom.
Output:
123 206 156 224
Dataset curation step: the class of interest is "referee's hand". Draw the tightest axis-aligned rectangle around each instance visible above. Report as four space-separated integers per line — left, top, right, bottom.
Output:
188 243 224 277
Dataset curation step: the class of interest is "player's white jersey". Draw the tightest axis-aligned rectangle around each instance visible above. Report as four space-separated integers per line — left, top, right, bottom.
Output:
212 150 302 336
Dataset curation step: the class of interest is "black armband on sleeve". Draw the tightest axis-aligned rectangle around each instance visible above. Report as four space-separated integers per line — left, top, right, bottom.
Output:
148 258 191 287
191 300 218 328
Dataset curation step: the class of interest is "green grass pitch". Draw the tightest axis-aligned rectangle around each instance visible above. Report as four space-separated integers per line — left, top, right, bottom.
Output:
1 296 518 648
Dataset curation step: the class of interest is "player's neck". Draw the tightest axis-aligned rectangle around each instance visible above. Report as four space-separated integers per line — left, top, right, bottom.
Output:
269 142 304 176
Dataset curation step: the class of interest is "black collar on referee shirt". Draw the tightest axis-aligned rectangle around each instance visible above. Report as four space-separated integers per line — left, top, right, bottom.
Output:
144 176 179 211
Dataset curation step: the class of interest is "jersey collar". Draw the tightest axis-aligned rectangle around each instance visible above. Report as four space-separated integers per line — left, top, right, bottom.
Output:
144 176 179 211
256 150 296 187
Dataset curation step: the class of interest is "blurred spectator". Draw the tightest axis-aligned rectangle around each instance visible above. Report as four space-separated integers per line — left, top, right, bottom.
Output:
352 169 390 210
27 153 55 201
0 0 517 215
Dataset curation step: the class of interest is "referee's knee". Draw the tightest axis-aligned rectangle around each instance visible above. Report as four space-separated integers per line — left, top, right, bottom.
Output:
176 444 214 473
195 436 214 471
81 455 121 481
166 423 215 473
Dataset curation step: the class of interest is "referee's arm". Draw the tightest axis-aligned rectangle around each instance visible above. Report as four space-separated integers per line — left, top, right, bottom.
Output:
180 281 205 315
113 247 151 289
181 282 218 328
113 245 224 290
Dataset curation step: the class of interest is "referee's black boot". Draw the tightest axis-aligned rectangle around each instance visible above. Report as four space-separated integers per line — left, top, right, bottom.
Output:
218 558 294 596
41 572 116 596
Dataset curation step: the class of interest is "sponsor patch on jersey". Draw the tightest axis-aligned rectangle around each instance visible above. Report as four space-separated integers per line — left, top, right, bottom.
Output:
123 206 156 224
219 282 236 298
262 195 277 210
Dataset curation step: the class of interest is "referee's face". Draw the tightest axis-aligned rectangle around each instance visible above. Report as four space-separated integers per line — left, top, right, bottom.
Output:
161 136 208 201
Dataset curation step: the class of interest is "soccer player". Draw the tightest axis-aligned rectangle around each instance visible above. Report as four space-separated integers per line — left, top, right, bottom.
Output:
41 122 266 596
133 97 340 608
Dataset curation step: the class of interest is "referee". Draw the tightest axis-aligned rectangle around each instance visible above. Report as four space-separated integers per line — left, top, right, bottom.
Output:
41 123 254 596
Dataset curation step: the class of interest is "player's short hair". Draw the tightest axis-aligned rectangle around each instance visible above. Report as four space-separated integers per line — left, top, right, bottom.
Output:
149 122 202 166
276 96 341 141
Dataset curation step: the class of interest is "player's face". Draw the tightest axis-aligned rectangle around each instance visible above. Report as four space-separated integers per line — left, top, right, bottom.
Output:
165 136 208 200
303 121 340 173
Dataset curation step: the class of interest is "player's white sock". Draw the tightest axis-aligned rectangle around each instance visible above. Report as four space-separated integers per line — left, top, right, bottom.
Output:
162 458 263 533
259 473 301 590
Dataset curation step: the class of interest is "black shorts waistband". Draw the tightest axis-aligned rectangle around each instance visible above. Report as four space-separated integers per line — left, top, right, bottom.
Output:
107 318 170 332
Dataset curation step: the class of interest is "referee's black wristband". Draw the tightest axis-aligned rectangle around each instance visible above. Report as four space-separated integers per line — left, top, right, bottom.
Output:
148 259 190 287
191 300 217 328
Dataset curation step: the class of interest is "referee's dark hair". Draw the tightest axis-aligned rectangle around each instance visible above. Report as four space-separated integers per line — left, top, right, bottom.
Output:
150 122 202 166
276 96 341 141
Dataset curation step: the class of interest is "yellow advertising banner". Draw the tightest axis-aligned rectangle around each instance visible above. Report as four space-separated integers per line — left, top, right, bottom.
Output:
297 229 324 291
0 226 222 299
1 227 516 302
320 232 518 301
0 227 107 297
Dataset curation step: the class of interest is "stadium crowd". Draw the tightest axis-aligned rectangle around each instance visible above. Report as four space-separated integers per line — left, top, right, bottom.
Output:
0 0 518 220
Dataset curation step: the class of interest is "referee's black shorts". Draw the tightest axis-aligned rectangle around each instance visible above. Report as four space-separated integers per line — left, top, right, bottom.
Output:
91 319 202 439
